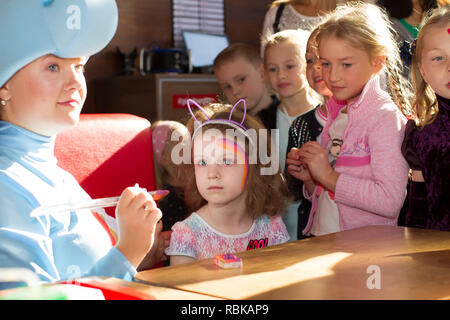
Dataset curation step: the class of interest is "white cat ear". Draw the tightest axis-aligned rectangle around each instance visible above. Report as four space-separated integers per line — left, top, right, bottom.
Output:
229 99 247 126
187 99 210 126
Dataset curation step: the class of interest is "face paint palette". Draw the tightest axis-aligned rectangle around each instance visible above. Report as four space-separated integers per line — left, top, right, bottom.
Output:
214 253 242 269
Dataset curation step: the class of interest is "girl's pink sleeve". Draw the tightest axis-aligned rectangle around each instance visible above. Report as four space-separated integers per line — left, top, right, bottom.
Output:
269 216 290 244
334 110 409 218
165 221 197 259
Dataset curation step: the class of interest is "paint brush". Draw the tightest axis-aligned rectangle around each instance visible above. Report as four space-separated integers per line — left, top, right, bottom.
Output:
30 189 170 217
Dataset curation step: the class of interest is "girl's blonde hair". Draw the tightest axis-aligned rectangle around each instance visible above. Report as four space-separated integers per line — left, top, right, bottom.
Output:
411 5 450 129
263 28 310 62
183 103 291 218
263 28 323 104
313 1 413 115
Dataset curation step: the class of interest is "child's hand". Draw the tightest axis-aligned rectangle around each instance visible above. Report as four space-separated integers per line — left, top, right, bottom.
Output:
298 142 340 192
286 148 313 182
115 185 163 268
137 223 172 271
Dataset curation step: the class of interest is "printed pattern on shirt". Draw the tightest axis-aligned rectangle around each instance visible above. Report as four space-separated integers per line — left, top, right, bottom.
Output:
337 136 371 167
166 213 289 260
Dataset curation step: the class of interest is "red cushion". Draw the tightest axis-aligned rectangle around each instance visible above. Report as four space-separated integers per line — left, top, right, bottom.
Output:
55 114 156 218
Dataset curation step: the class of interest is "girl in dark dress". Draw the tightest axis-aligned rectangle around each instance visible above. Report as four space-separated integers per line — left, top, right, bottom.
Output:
401 6 450 231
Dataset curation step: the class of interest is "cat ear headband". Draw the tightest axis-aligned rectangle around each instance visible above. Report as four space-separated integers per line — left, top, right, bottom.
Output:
187 98 255 146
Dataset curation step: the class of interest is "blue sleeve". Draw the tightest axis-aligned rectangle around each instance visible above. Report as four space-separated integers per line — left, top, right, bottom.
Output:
86 247 137 282
0 176 137 284
0 229 136 284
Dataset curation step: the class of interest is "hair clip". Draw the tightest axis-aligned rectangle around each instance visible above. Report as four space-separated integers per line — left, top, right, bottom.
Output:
399 39 417 67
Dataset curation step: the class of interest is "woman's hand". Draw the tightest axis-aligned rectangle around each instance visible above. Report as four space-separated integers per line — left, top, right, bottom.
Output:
115 184 162 268
297 141 340 192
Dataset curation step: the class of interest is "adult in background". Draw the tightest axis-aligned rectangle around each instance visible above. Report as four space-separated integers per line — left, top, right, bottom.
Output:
377 0 439 78
261 0 345 56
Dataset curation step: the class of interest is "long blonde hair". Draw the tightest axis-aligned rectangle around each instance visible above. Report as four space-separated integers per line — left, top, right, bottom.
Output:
411 5 450 129
313 1 413 115
263 28 310 65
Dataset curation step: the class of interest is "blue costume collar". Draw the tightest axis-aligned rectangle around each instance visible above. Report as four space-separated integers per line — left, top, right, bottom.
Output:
0 121 56 164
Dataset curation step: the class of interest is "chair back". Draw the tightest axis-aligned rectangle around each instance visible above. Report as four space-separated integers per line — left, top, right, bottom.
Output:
55 114 157 217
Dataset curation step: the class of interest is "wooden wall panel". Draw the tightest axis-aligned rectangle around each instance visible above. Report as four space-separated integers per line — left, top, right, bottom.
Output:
225 0 273 45
83 0 273 113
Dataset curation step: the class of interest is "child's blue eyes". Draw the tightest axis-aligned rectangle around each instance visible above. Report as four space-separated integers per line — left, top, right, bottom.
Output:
432 56 444 62
223 159 234 165
320 62 352 68
267 65 296 72
196 159 234 166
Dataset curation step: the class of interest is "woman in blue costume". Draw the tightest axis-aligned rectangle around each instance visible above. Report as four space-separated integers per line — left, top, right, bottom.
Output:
0 0 162 285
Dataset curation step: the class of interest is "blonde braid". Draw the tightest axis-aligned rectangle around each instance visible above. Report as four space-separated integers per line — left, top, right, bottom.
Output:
384 57 413 117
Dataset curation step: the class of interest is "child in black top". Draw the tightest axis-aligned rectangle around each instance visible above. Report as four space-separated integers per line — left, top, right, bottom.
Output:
285 27 333 239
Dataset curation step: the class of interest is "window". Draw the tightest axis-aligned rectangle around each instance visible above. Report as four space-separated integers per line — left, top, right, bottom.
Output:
172 0 225 48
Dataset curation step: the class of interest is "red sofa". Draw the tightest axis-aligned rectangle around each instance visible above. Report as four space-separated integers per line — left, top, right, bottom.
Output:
54 113 157 218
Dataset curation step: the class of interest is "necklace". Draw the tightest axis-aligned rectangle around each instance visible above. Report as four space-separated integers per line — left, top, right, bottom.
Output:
279 105 297 126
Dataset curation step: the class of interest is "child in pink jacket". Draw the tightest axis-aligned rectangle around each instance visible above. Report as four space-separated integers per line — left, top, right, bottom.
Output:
287 2 411 236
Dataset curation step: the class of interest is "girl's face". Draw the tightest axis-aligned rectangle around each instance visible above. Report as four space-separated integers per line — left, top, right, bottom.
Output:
265 41 308 98
193 130 248 208
319 35 383 103
418 23 450 99
0 54 87 136
215 57 268 114
305 39 333 98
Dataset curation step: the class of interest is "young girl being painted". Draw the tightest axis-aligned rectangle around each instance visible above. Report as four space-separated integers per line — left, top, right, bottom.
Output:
401 5 450 231
296 2 411 236
262 28 321 239
165 100 291 265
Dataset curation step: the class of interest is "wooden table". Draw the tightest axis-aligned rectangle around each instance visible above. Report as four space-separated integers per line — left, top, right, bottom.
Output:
136 226 450 300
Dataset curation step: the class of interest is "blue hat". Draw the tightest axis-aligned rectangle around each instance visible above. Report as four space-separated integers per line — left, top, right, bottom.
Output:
0 0 118 86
